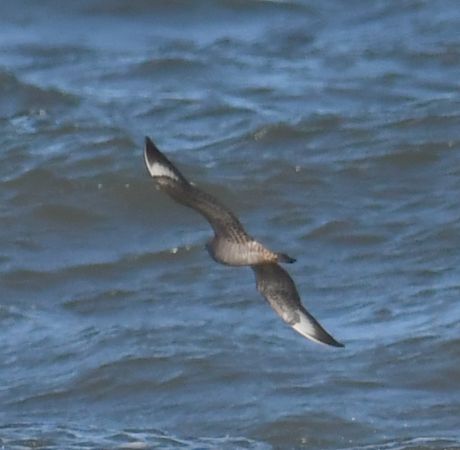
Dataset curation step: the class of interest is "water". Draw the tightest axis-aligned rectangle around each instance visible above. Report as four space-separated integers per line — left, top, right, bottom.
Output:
1 0 460 448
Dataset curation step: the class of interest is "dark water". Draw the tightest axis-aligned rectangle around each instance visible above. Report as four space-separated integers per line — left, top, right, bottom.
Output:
1 1 460 448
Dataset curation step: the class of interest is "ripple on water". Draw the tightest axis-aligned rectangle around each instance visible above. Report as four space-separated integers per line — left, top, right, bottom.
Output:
1 0 460 448
0 423 270 450
0 70 77 119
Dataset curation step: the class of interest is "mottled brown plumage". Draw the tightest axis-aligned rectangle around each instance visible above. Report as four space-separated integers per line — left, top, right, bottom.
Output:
144 136 343 347
252 263 343 347
144 137 295 266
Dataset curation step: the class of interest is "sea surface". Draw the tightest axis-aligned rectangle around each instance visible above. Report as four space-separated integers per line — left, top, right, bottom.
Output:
1 1 460 449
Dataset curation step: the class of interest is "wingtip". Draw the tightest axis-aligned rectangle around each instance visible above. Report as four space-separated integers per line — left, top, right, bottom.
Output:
144 136 155 172
144 135 166 164
143 136 187 183
292 307 345 348
303 328 345 348
326 337 345 348
316 325 345 348
144 136 159 160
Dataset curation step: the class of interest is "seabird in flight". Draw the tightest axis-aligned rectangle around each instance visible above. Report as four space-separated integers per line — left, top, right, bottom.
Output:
144 136 295 266
144 136 343 347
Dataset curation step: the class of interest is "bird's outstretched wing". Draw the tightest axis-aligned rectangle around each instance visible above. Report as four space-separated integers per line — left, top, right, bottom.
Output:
144 136 248 241
252 263 344 347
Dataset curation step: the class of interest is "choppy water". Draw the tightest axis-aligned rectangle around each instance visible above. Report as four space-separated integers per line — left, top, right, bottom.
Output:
1 1 460 449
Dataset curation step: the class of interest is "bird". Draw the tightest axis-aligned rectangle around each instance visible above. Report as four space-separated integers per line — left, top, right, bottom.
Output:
144 136 295 267
144 136 343 347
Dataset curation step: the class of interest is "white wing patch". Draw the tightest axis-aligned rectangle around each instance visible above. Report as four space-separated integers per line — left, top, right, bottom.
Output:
291 312 326 346
144 153 179 180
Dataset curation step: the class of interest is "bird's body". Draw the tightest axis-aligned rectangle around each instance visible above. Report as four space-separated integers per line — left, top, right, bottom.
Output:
207 237 285 266
144 136 343 348
144 137 295 266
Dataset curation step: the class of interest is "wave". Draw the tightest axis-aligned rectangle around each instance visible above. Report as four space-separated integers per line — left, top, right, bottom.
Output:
0 70 77 119
0 422 269 450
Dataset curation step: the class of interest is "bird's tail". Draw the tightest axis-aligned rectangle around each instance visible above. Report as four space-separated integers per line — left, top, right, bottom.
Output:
276 252 296 264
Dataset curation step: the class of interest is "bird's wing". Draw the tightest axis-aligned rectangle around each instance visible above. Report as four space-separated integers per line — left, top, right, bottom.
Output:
252 263 344 347
144 136 249 241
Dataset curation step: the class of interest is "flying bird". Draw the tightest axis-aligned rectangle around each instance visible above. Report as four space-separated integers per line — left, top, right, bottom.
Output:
144 136 295 266
144 136 343 347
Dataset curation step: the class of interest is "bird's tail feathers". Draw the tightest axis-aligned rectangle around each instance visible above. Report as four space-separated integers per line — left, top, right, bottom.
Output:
276 252 296 264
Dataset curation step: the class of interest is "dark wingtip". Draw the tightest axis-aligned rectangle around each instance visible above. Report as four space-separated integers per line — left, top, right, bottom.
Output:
277 253 296 264
143 136 169 169
296 305 345 348
143 136 189 184
144 136 153 150
316 326 345 348
144 136 160 160
328 338 345 348
310 330 345 348
144 136 154 163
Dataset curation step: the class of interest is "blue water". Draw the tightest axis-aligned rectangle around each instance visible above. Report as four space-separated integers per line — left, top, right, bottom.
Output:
1 1 460 449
